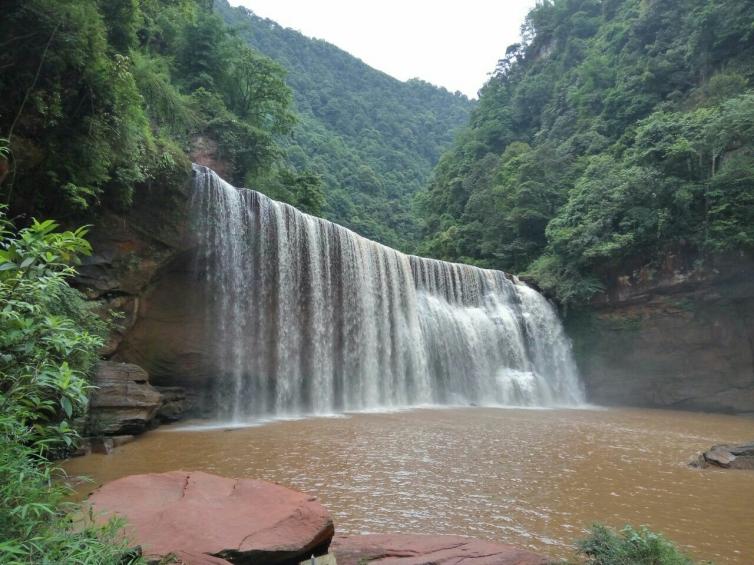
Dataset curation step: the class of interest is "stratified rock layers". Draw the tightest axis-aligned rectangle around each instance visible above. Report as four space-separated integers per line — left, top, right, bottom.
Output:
87 361 162 435
568 254 754 414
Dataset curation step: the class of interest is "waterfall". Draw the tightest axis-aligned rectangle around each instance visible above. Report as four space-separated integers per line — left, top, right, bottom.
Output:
191 165 584 420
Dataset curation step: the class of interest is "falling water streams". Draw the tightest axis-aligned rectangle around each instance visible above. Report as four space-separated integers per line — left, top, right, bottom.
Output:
191 165 584 420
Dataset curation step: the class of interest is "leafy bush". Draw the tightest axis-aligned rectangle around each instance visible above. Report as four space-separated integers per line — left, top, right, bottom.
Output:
0 208 140 564
577 524 695 565
0 214 103 448
0 414 139 564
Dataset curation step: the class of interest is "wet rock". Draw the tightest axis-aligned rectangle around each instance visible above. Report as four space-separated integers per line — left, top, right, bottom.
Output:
71 441 92 457
116 265 210 390
574 253 754 415
331 534 548 565
92 438 115 454
74 170 194 370
87 362 162 435
693 442 754 470
111 434 136 448
155 386 195 422
88 471 334 565
77 213 187 299
73 435 135 456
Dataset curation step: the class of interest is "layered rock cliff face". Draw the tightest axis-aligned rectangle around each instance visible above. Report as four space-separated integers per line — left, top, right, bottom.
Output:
114 260 209 392
567 253 754 415
76 173 196 361
74 169 215 423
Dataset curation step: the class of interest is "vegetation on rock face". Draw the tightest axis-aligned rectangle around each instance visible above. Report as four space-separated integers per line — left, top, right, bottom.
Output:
215 0 473 250
0 208 139 563
417 0 754 304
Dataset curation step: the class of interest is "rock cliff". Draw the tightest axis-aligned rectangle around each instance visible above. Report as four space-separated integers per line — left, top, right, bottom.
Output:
73 168 220 420
567 252 754 415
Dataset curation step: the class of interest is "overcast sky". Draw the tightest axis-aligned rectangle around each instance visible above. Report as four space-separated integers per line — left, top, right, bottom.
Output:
227 1 537 98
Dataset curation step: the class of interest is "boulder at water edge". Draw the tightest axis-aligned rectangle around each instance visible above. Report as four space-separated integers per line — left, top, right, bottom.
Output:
331 534 548 565
88 471 334 565
693 442 754 469
87 361 162 435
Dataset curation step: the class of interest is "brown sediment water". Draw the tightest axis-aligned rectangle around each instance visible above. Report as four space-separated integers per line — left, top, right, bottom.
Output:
64 407 754 563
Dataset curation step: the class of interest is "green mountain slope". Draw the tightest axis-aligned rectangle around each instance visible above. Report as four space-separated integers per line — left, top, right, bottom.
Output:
216 0 473 250
1 0 298 220
418 0 754 302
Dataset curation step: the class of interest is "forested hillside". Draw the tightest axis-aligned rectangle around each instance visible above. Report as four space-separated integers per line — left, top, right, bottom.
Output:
216 0 473 250
418 0 754 303
0 0 312 221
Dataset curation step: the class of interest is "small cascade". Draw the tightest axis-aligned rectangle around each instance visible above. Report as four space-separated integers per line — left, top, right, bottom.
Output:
191 165 584 420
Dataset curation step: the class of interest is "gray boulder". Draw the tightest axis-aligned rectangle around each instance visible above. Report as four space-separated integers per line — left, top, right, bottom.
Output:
692 442 754 469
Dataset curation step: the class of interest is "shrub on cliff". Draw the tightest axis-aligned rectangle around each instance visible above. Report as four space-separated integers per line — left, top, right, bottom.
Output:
0 208 139 563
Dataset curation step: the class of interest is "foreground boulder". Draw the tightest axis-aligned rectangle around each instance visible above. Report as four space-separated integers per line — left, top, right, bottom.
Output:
87 361 162 435
88 471 334 565
692 442 754 469
331 534 548 565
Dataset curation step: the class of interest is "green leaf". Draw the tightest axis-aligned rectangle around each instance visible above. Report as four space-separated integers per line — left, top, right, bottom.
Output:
60 396 73 418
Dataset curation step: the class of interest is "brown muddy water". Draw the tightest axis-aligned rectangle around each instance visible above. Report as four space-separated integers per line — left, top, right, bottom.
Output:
64 407 754 563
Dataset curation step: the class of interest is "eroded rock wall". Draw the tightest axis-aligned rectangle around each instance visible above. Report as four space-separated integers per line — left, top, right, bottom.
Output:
568 253 754 415
76 171 195 357
115 261 210 390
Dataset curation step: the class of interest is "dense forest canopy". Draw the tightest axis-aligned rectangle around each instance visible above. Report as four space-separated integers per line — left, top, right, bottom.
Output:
417 0 754 304
215 0 473 250
0 0 322 221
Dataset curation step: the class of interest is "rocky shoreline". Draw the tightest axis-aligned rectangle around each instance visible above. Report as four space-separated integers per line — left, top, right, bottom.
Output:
87 471 548 565
73 361 195 456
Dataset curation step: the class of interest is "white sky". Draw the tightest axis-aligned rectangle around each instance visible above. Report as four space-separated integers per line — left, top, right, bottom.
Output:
227 1 537 98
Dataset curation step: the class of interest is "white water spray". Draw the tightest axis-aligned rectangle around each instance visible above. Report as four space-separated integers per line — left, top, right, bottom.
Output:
192 165 584 420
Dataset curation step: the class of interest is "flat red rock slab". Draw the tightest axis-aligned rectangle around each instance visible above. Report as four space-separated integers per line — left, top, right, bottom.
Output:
331 534 548 565
88 470 334 565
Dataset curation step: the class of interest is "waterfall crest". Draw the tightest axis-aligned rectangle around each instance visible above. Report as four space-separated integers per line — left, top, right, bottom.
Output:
192 165 584 420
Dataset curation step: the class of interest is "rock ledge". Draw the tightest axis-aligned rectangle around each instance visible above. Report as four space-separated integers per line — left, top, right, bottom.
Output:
331 534 548 565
